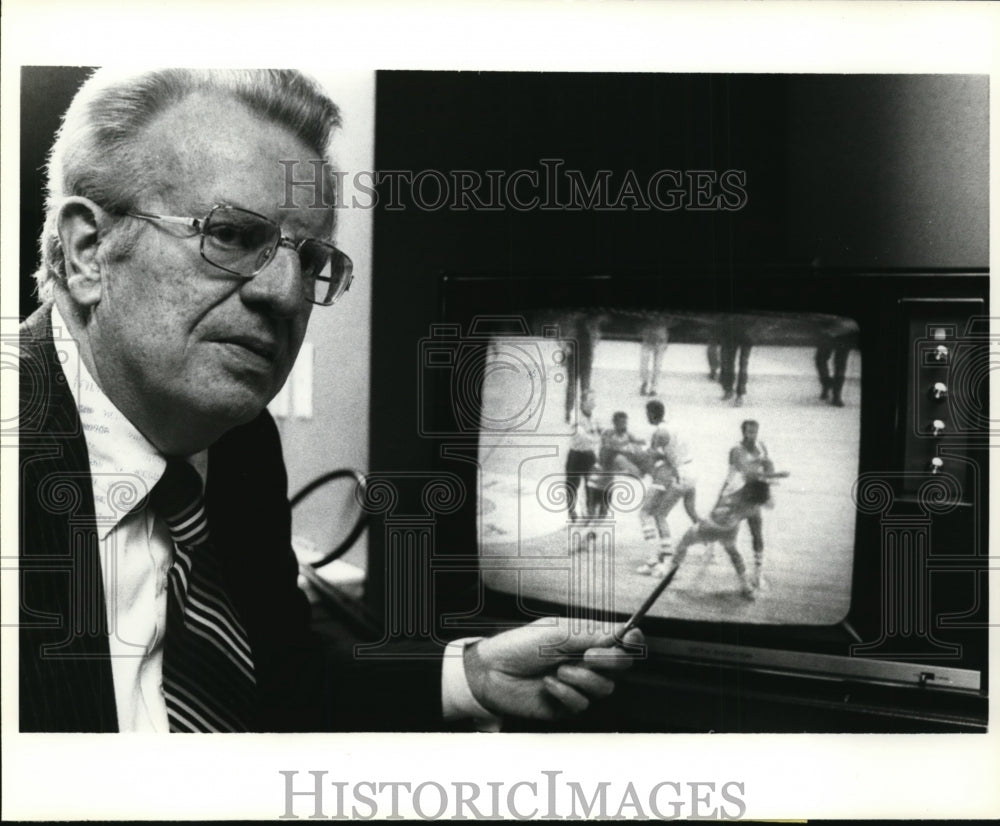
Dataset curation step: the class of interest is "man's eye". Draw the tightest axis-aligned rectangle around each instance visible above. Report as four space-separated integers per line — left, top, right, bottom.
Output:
205 221 273 250
298 244 328 280
205 223 249 248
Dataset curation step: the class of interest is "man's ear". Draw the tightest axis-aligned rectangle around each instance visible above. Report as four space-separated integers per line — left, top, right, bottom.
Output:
57 197 107 308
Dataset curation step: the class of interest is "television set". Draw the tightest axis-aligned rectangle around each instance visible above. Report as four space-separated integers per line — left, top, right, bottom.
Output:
364 269 989 733
363 71 988 732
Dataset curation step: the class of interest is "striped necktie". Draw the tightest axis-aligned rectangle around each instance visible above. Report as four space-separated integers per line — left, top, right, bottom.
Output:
152 459 256 732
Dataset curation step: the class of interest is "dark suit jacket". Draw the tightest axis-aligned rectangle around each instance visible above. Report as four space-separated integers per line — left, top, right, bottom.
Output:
18 306 444 732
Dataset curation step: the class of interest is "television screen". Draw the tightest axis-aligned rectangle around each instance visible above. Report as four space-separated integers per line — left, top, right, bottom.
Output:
476 309 861 626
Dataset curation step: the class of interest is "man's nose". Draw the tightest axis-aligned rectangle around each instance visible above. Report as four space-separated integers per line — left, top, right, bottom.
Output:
239 246 303 317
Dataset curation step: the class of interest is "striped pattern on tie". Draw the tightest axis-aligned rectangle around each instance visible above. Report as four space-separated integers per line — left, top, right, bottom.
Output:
153 460 256 733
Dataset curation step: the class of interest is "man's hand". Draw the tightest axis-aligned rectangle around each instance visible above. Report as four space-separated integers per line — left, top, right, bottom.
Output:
463 618 644 720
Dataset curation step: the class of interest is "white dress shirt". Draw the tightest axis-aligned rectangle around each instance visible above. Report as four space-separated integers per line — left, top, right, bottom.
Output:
50 304 493 731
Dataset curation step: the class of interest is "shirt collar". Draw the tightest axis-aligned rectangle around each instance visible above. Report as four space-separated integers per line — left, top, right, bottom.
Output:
51 302 207 540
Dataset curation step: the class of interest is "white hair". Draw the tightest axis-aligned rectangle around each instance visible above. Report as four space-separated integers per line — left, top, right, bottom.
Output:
34 68 341 301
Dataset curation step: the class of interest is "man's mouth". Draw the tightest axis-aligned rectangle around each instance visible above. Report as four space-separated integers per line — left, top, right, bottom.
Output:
216 335 279 363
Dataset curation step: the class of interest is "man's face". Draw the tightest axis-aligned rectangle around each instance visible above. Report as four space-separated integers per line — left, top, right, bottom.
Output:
613 415 627 434
742 423 759 444
85 93 330 451
581 394 596 416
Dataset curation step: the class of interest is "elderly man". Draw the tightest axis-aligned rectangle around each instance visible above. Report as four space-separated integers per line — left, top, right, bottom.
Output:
18 68 640 733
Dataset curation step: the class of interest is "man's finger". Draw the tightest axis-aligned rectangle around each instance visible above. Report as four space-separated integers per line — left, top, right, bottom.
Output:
615 627 646 649
581 646 636 671
580 628 645 670
573 621 641 648
555 664 615 699
542 675 590 714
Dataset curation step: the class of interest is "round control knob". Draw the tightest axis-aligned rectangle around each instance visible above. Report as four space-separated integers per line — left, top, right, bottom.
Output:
930 457 944 475
931 382 948 401
934 344 949 362
931 420 946 436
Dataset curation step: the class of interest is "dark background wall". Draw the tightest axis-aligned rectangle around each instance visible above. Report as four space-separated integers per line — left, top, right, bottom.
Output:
784 75 988 268
370 72 988 477
19 66 93 319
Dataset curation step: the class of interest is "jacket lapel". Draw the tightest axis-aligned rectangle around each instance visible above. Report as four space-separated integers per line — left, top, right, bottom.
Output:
18 305 118 732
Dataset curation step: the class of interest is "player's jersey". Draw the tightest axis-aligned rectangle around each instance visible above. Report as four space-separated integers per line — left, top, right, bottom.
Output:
649 422 689 472
569 412 602 453
600 428 643 467
703 488 757 532
722 439 769 497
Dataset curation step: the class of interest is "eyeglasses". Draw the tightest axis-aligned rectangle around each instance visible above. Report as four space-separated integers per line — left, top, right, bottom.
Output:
127 204 353 306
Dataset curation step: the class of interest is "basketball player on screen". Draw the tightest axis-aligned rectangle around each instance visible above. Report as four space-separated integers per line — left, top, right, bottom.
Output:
637 399 699 565
637 478 772 599
723 420 771 587
564 390 603 522
588 411 646 520
638 438 788 600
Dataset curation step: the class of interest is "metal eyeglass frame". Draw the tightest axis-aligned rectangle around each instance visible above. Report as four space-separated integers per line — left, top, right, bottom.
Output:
126 204 353 306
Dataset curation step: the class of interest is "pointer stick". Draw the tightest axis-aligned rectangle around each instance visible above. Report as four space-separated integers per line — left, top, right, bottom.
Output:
611 470 790 644
620 564 679 637
565 565 679 659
